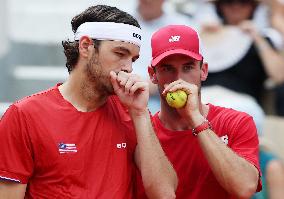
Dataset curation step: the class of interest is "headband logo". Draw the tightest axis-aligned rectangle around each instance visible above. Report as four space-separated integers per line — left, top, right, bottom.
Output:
133 33 141 40
169 35 180 42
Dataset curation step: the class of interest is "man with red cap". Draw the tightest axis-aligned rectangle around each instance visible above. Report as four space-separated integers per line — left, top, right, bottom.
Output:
136 25 262 198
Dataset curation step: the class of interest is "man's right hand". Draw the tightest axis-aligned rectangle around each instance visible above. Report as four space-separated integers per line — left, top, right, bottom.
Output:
163 79 205 127
110 71 149 116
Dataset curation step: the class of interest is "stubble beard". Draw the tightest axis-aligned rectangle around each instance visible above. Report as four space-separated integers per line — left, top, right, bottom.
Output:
84 54 114 98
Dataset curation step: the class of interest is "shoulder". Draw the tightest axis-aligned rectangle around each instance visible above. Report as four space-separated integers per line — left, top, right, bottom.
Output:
208 104 256 137
209 103 252 121
13 85 58 112
1 86 59 121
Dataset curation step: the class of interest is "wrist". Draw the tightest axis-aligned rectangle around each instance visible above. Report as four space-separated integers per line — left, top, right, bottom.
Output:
129 108 149 118
192 119 212 136
191 114 206 127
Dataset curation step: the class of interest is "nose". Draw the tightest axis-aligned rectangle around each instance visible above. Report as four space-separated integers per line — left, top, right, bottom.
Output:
121 59 133 73
173 71 187 82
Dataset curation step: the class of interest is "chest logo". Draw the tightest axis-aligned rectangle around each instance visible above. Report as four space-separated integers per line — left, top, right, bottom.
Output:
58 143 77 154
117 142 127 149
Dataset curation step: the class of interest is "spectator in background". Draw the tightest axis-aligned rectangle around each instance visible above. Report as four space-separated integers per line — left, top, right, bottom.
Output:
252 138 284 199
194 0 284 132
132 0 197 113
263 0 284 116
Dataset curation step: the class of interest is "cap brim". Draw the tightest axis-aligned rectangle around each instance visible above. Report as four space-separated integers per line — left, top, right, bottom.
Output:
151 49 203 66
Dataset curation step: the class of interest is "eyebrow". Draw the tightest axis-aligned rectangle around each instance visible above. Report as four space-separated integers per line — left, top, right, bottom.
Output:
160 64 172 67
183 61 195 65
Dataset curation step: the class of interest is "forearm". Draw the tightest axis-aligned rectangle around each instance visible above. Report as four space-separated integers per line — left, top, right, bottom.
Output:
131 110 177 199
254 35 284 83
197 129 259 198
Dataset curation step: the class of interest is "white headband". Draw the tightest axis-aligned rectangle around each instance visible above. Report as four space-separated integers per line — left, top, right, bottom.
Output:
74 22 142 47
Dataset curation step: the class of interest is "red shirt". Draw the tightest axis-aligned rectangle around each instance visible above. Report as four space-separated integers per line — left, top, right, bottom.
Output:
136 104 261 199
0 85 137 198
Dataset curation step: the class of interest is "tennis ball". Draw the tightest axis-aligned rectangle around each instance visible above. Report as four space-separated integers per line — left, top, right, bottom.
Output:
166 90 188 109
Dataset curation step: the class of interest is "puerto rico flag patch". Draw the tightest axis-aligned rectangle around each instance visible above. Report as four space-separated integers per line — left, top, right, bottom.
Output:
58 142 77 154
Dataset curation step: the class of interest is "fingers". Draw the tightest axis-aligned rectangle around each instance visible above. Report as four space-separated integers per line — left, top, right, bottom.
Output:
117 71 129 87
129 81 148 95
111 71 147 95
162 79 196 96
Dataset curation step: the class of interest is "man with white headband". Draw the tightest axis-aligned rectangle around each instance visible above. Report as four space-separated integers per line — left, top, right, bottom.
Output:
0 5 177 198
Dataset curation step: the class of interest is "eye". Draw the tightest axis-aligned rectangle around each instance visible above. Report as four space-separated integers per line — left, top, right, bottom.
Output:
183 65 194 71
160 66 174 73
115 52 125 57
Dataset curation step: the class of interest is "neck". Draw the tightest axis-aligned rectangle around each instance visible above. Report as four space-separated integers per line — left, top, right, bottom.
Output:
59 72 108 112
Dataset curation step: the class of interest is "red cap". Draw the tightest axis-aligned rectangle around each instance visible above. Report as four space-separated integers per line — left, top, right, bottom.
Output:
151 25 203 66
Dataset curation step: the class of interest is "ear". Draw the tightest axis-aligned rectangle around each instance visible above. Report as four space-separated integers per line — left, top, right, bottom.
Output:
78 36 94 58
200 62 209 81
148 66 158 84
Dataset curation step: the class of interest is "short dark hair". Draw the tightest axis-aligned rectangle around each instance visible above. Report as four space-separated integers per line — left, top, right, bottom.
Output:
62 5 141 73
214 0 258 24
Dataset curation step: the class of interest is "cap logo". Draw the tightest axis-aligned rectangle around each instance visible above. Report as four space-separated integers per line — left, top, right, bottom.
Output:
169 35 180 42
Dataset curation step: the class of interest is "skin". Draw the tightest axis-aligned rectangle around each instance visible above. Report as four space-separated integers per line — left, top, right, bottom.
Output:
59 37 141 112
148 54 208 130
0 36 177 199
149 54 260 198
0 181 26 199
266 159 284 199
138 0 164 21
219 2 255 25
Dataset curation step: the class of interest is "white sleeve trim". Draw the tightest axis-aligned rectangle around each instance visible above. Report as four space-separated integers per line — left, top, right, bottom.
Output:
0 175 21 183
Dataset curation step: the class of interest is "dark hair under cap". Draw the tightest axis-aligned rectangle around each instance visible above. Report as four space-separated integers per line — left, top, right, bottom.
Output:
211 0 259 24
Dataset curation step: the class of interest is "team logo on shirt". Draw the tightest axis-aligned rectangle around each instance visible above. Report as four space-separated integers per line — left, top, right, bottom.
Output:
220 135 229 145
58 142 77 154
117 142 127 149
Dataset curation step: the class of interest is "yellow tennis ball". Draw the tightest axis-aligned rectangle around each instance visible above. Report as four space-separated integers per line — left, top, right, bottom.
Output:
166 90 188 109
